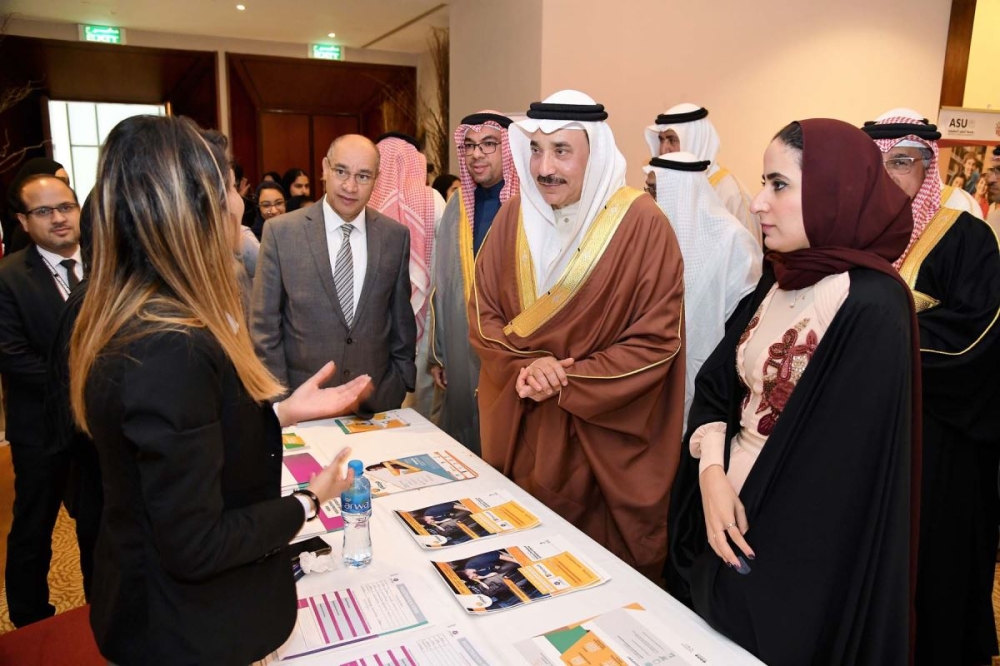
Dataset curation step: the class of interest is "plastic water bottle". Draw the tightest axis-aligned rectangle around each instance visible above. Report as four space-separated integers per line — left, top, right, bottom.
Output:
341 459 373 568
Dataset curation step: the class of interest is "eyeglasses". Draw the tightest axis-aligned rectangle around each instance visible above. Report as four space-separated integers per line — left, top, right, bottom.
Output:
259 199 286 210
987 167 1000 179
24 202 79 219
327 164 375 186
460 140 500 155
882 156 924 175
643 185 657 198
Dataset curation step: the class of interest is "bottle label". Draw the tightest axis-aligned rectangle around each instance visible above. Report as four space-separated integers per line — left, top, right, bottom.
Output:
342 498 371 513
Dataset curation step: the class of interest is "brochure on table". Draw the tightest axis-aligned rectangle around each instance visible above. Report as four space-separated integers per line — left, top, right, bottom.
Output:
395 490 541 549
333 411 410 435
256 574 429 663
515 603 733 665
365 451 478 498
431 536 609 614
336 625 498 666
280 447 345 544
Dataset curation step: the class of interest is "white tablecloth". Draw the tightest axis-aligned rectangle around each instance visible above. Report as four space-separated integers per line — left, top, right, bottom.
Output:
284 408 764 665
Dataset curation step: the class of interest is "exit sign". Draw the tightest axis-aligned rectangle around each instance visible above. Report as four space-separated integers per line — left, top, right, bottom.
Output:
80 25 125 45
310 44 343 61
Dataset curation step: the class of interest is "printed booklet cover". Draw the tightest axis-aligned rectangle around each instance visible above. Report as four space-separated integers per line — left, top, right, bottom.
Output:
365 451 478 498
395 491 541 549
515 603 731 665
333 411 410 435
431 536 609 614
280 449 343 543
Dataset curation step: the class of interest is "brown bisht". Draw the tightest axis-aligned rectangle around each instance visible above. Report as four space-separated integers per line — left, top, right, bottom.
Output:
469 187 686 579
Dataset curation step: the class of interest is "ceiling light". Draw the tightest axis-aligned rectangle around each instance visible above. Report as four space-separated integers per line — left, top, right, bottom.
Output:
328 32 336 38
236 4 245 10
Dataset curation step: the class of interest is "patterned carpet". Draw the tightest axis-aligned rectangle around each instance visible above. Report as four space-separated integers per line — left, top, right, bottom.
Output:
0 507 86 634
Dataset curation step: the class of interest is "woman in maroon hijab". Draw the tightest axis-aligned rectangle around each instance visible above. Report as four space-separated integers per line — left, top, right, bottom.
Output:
667 119 920 666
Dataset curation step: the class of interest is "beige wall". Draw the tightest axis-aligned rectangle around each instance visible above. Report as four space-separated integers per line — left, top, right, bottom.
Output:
964 0 1000 110
6 18 419 137
536 0 951 189
449 0 543 173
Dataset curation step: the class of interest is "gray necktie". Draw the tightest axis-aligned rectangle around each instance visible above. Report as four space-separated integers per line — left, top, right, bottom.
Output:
59 258 80 291
334 224 355 325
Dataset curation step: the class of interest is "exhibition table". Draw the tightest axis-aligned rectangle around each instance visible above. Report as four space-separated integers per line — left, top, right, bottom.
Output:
274 408 764 665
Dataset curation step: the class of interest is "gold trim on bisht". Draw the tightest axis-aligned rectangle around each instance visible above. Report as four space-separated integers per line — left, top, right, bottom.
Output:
898 207 960 305
900 206 1000 355
514 213 539 313
505 186 644 339
708 166 730 188
911 291 941 314
458 195 476 307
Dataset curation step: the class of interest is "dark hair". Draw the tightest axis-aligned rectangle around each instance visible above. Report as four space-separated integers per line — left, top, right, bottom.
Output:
432 174 459 201
79 193 93 270
281 168 307 195
232 161 244 185
256 180 286 202
95 115 230 285
285 194 308 213
774 121 803 151
201 129 228 154
16 173 78 212
773 121 804 166
262 171 282 183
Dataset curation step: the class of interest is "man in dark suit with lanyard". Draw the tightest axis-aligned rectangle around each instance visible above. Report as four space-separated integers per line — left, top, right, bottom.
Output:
0 173 84 627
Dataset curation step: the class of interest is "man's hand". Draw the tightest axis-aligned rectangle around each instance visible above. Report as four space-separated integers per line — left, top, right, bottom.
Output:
430 364 448 391
277 361 373 426
515 357 574 402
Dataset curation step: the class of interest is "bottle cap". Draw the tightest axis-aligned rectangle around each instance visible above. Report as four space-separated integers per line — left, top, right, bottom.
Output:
348 459 364 477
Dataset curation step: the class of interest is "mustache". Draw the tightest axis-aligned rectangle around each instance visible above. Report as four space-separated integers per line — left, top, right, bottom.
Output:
536 175 567 186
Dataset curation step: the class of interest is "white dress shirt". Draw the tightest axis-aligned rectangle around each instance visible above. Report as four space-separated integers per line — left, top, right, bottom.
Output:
322 198 367 316
432 188 446 231
531 201 584 293
36 245 83 301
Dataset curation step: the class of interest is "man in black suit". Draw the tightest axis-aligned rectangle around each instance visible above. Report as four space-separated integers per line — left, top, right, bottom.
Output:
0 174 85 627
251 135 416 415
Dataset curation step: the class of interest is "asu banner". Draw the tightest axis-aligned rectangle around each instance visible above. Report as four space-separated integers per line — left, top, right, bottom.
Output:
938 106 1000 146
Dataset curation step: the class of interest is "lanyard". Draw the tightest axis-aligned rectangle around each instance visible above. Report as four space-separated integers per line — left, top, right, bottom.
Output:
39 255 72 300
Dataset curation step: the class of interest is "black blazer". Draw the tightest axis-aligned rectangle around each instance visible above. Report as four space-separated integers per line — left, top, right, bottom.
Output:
0 245 67 445
85 328 305 665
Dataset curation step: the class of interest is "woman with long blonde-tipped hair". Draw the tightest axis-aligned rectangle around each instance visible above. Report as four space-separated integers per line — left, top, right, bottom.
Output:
70 115 371 665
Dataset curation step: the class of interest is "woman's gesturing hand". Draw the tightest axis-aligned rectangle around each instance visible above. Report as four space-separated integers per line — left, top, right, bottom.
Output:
277 362 372 427
306 446 355 505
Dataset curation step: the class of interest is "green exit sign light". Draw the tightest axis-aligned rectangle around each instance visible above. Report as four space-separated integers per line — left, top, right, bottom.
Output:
311 44 343 61
81 25 124 44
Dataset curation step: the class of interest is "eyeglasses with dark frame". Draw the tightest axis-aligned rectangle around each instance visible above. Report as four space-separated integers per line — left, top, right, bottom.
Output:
259 198 286 210
460 140 500 155
24 202 80 219
882 156 925 175
323 157 376 186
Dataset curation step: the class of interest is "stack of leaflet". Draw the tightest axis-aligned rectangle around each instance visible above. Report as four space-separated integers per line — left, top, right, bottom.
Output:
431 536 610 614
394 491 541 549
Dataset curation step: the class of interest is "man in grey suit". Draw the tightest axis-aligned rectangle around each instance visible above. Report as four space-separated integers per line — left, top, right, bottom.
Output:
251 134 416 415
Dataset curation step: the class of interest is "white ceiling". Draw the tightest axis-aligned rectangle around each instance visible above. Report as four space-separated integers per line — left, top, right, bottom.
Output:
2 0 450 53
